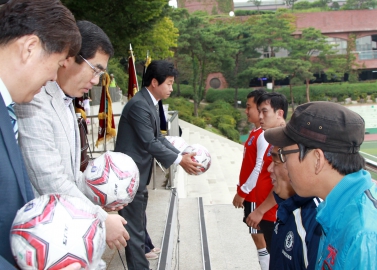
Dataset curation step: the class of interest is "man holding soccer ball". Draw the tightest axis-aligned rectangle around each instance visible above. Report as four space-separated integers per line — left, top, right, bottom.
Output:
15 20 130 252
115 60 202 270
0 0 83 269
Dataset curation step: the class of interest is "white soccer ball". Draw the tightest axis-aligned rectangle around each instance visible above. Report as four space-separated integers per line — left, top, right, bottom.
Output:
182 144 211 175
165 136 188 153
83 151 140 208
11 194 106 270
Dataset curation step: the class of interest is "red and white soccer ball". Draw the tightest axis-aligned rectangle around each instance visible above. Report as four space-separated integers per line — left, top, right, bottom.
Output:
83 151 140 208
182 144 211 175
165 136 188 153
11 194 106 270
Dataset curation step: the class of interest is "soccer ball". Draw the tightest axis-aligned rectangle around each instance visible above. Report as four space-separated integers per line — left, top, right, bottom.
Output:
165 136 188 153
83 151 139 208
182 144 211 175
11 194 106 270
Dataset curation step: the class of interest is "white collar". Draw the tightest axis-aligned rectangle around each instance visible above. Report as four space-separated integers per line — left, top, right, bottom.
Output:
0 78 13 107
56 82 73 107
146 88 158 106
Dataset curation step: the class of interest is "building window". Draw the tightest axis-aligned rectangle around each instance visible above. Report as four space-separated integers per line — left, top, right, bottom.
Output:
326 37 347 54
209 78 221 89
356 35 377 60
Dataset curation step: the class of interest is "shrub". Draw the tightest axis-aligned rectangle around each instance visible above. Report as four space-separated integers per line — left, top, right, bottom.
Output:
294 1 312 9
218 123 240 142
192 117 206 128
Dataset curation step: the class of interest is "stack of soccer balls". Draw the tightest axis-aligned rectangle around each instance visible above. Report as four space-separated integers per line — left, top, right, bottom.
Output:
83 151 140 208
182 144 211 175
11 194 106 270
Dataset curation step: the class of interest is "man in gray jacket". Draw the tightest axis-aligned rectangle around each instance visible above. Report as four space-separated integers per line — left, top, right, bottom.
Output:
15 20 129 251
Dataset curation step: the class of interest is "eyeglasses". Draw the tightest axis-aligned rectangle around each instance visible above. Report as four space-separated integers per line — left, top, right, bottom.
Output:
277 148 300 163
79 55 105 78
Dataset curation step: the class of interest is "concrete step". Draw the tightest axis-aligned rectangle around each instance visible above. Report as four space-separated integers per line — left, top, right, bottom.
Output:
204 204 261 270
176 197 203 269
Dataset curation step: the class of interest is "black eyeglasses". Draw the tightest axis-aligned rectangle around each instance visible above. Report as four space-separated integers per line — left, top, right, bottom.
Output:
277 148 300 163
79 55 105 78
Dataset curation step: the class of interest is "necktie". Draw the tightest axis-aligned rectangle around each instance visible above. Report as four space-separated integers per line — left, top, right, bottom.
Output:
7 102 18 143
155 103 159 113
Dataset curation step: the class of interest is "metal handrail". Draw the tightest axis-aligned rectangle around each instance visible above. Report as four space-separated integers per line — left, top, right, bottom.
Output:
365 158 377 175
86 114 121 155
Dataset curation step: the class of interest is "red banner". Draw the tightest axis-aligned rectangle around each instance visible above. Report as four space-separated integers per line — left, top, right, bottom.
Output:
96 73 116 147
128 45 139 100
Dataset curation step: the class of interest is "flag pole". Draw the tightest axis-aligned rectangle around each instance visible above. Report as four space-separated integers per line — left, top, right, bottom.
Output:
103 74 107 151
128 44 139 100
142 50 150 87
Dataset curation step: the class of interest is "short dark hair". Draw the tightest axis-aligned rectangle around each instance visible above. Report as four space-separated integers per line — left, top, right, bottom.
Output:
298 143 365 175
143 60 178 86
247 88 267 103
75 20 114 64
0 0 81 57
257 92 288 119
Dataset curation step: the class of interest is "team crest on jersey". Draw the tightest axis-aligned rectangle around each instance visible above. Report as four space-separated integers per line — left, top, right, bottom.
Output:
248 136 255 146
284 231 294 251
267 145 274 157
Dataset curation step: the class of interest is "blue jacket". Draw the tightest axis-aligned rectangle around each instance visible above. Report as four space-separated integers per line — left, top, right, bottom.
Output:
315 169 377 270
270 193 322 270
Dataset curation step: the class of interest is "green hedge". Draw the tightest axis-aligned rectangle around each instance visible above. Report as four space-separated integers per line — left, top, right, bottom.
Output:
205 82 377 107
235 10 275 16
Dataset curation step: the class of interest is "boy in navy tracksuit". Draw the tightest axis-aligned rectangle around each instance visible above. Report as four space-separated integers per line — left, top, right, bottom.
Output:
267 146 322 269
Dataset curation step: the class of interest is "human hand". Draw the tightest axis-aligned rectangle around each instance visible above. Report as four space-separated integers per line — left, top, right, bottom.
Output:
179 152 202 175
105 214 130 249
60 262 81 270
103 204 127 212
232 194 244 208
245 209 263 229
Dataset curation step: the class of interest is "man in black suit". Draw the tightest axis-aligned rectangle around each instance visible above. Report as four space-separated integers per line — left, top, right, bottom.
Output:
115 60 201 270
0 0 81 269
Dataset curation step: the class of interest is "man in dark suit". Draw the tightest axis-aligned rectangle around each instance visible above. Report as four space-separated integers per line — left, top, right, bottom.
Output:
115 60 201 270
0 0 81 269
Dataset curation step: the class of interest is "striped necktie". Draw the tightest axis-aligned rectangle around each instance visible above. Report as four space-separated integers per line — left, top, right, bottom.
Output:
7 102 18 143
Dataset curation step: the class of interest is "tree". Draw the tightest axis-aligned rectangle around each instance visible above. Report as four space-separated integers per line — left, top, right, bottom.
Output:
249 13 294 61
248 0 262 13
289 27 337 102
61 0 172 57
242 58 287 90
133 17 179 60
285 0 299 10
176 13 229 116
280 58 314 110
215 20 259 107
242 13 293 90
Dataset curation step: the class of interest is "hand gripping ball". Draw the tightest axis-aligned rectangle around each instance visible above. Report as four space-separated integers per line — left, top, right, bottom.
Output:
182 144 211 175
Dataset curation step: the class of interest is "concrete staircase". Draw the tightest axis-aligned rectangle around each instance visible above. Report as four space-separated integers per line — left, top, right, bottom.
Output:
174 120 261 270
87 101 262 270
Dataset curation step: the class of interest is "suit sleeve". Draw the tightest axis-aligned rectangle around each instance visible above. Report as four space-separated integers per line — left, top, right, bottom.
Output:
15 94 107 221
0 256 16 269
158 135 180 154
128 100 178 168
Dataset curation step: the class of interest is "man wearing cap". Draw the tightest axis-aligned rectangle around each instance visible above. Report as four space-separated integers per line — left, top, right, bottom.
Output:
267 145 322 270
264 101 377 270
